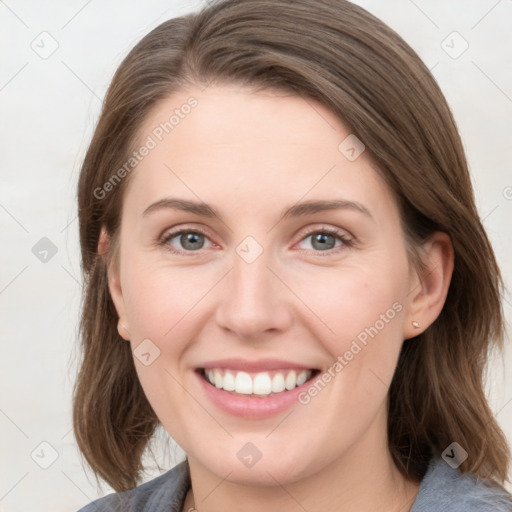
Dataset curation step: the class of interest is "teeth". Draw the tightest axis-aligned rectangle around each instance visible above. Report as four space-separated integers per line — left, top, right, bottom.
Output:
271 373 286 393
253 373 272 395
214 369 223 388
204 368 312 396
223 371 235 391
235 372 253 394
285 370 297 390
296 370 308 386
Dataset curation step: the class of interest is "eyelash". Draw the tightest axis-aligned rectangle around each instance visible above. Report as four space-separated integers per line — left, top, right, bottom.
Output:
159 226 354 257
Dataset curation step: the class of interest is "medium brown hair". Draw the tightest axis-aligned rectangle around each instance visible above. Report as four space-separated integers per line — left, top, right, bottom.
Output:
73 0 510 493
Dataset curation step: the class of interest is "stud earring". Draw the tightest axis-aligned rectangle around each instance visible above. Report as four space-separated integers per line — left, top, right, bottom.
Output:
412 321 420 328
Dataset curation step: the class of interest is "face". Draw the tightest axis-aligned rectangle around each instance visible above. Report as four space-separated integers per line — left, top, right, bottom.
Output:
108 84 422 486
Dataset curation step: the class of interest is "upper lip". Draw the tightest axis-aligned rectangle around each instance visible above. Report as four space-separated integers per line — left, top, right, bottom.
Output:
198 358 319 372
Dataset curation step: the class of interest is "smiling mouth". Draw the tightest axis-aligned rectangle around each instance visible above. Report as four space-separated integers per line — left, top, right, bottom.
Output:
197 368 320 397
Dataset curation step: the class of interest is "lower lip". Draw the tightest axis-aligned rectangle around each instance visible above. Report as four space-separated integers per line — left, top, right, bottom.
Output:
196 370 316 419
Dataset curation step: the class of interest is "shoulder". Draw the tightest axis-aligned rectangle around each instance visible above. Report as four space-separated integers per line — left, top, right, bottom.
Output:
411 457 512 512
74 460 190 512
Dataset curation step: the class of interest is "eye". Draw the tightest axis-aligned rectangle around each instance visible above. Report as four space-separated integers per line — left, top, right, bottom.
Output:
296 227 353 254
160 228 215 254
159 226 353 256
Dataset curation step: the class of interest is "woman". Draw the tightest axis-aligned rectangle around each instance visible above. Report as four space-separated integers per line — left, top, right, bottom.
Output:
73 0 512 510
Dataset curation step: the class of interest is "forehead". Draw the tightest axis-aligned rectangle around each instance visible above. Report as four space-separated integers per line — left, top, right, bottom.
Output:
123 84 397 221
140 85 347 154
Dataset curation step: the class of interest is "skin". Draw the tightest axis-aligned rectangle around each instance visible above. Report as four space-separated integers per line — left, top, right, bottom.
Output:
102 84 454 512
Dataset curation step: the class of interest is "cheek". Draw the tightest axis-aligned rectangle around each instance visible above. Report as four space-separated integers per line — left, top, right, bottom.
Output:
299 259 408 400
121 263 202 422
122 260 201 342
303 263 406 343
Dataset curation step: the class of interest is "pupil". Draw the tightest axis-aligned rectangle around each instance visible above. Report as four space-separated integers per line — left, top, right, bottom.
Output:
313 233 334 250
182 232 203 249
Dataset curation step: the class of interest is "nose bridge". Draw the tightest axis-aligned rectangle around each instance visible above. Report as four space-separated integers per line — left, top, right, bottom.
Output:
215 239 291 339
233 247 273 305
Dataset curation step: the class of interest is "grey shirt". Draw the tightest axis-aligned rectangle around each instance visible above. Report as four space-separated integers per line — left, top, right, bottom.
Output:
76 457 512 511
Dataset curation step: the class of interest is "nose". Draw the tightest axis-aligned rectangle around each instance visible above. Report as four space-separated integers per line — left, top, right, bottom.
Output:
214 248 293 341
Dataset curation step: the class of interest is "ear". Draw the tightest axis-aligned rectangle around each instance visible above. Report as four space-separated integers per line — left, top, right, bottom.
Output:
98 226 131 341
403 231 454 340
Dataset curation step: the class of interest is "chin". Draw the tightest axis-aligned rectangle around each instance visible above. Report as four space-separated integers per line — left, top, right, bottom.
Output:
187 438 324 488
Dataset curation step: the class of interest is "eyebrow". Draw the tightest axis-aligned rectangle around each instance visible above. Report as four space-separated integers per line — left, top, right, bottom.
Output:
142 197 373 221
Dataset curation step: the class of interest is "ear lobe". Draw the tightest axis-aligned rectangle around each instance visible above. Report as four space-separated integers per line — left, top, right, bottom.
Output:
98 226 130 341
403 231 454 340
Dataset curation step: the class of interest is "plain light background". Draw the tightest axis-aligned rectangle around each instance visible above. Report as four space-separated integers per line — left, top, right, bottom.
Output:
1 0 511 510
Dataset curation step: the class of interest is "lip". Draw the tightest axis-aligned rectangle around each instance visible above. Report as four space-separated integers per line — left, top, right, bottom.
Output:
194 363 320 419
199 358 317 372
